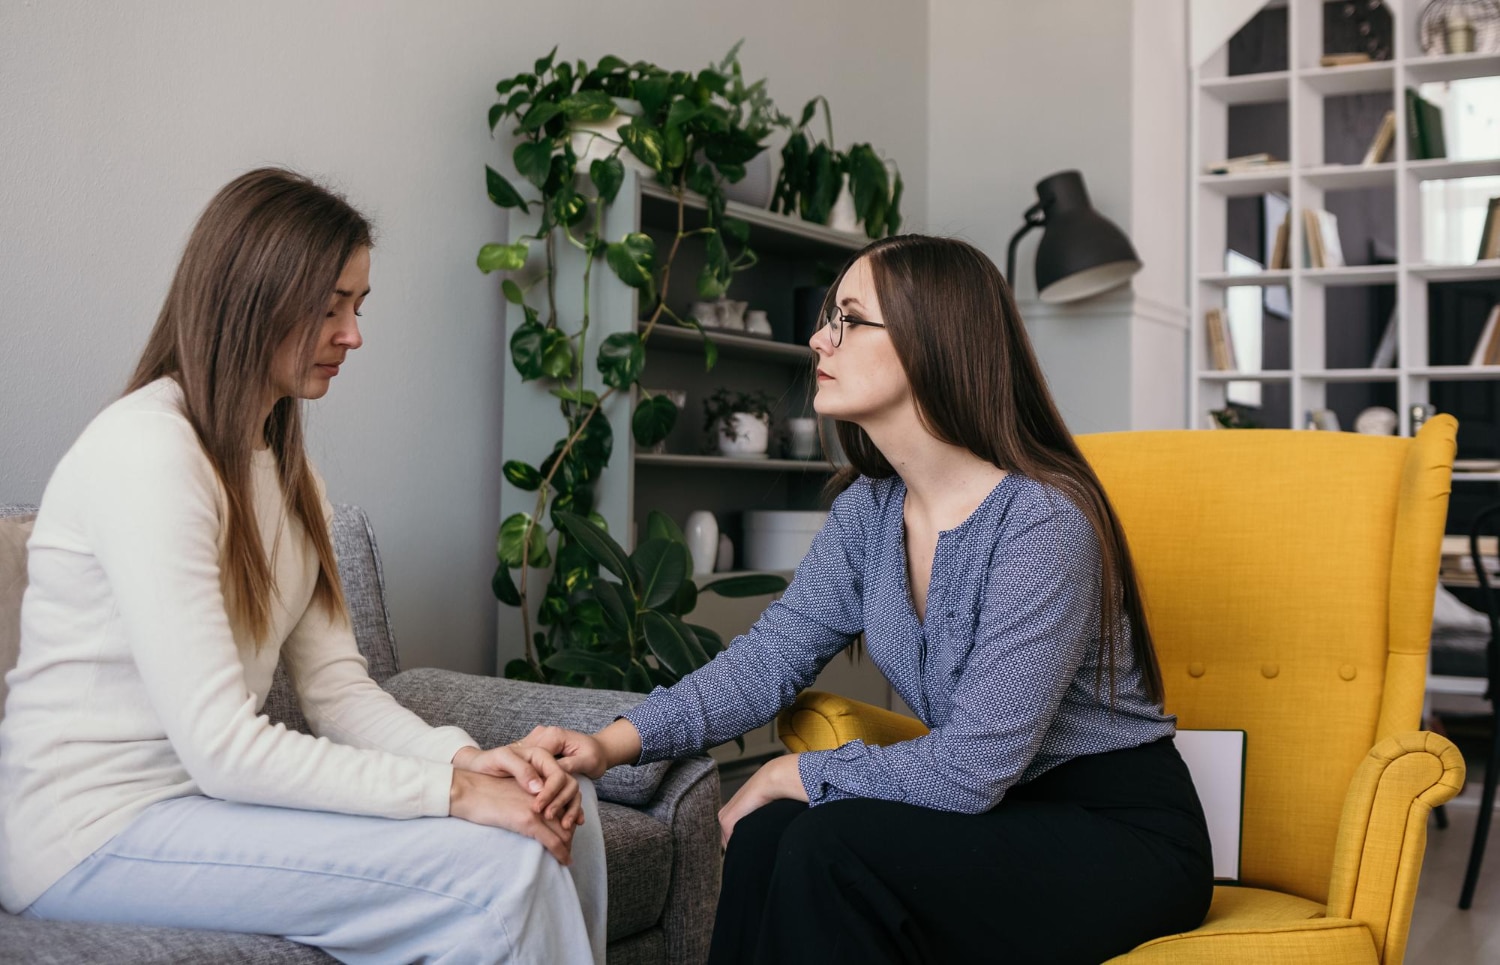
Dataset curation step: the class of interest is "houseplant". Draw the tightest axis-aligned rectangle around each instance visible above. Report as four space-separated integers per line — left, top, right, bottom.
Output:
702 387 774 457
770 96 904 239
480 46 787 687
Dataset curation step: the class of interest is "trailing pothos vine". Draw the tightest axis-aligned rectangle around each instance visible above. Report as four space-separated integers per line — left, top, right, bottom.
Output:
478 45 789 692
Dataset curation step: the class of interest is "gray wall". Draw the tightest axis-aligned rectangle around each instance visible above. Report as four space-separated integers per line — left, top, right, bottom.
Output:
928 0 1188 434
0 0 929 674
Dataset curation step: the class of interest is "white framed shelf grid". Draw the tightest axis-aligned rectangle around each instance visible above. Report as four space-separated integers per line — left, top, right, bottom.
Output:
1191 0 1500 449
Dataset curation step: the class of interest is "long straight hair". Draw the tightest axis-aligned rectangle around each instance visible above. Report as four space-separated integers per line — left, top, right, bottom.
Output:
825 234 1165 706
128 168 372 645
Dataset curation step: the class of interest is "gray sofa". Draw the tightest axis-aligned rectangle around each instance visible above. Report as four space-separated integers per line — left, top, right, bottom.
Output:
0 503 720 965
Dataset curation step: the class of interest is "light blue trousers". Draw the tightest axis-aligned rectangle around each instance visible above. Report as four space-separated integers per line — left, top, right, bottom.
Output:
23 779 607 965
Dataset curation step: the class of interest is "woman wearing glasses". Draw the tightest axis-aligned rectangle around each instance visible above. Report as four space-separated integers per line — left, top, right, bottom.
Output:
523 235 1213 964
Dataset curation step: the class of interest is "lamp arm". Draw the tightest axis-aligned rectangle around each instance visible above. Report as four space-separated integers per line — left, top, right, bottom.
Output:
1005 202 1047 288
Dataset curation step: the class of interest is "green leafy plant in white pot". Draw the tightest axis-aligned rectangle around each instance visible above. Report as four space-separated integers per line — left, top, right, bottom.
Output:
703 388 774 458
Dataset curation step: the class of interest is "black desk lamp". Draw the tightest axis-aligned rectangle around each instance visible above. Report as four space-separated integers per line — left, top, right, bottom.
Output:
1005 170 1142 303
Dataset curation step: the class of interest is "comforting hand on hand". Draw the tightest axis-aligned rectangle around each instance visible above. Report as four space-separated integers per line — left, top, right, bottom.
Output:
451 743 583 829
447 768 575 865
717 753 807 849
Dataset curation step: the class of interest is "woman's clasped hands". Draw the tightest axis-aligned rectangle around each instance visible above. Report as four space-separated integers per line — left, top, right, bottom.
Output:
447 743 584 865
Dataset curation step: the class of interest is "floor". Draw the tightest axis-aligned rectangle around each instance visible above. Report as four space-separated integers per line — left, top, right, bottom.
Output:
1407 705 1499 965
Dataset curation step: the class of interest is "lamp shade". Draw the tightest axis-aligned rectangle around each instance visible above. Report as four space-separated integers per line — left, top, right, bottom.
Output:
1030 171 1142 303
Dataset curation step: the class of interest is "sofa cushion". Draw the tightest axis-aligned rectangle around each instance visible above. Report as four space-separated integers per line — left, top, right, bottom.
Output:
0 911 333 964
0 513 36 720
599 800 673 939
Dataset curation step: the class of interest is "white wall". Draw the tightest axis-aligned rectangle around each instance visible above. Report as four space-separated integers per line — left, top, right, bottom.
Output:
0 0 928 674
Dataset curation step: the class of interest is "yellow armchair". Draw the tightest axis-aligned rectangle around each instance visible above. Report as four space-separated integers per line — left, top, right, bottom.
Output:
778 419 1465 965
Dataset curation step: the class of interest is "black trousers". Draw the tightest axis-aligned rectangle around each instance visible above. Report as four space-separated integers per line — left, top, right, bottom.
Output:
708 737 1214 965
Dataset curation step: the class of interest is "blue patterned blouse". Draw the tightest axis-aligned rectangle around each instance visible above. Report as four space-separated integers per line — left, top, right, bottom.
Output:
622 473 1176 814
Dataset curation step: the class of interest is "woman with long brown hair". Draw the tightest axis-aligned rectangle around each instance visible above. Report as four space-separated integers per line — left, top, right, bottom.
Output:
0 168 606 964
524 235 1213 963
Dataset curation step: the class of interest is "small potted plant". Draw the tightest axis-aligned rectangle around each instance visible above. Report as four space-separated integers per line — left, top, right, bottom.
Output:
770 96 904 239
703 388 774 458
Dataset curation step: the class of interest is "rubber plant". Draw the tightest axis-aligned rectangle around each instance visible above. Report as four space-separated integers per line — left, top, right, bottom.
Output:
479 44 788 691
770 95 904 239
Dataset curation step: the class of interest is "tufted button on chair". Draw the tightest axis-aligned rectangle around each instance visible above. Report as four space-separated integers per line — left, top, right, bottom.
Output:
779 418 1465 965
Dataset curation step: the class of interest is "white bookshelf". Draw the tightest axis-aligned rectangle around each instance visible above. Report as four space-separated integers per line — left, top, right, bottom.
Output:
1190 0 1500 443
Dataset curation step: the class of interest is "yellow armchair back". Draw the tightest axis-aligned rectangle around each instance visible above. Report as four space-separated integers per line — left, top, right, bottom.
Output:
1074 417 1457 903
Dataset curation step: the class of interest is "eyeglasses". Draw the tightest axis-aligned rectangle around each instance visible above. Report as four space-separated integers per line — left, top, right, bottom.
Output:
823 309 886 347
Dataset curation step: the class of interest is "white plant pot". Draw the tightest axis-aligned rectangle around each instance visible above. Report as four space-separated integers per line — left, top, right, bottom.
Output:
717 413 770 458
828 185 859 234
722 151 775 208
744 510 828 571
569 98 653 176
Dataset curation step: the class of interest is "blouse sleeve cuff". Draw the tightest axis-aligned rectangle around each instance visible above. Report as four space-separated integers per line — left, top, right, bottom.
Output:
797 744 865 806
621 689 683 764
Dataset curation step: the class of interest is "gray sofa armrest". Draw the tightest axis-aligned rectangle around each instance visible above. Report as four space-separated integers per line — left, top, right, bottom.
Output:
383 668 672 806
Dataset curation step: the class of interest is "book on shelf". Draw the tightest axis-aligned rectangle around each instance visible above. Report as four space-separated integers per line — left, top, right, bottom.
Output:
1371 309 1398 368
1472 304 1500 367
1270 213 1291 270
1204 153 1288 176
1404 88 1447 161
1480 198 1500 262
1361 110 1396 166
1302 208 1345 269
1320 52 1373 67
1204 308 1238 371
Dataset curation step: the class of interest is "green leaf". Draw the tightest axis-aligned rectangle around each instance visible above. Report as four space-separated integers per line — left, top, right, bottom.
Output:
696 231 731 299
605 233 658 304
519 101 563 134
559 89 617 122
625 659 654 693
492 563 521 606
589 156 625 204
641 611 696 678
666 99 701 130
510 321 545 380
544 649 625 680
497 513 549 568
502 460 543 491
477 241 528 274
534 46 557 75
554 510 634 586
672 614 711 668
501 279 525 305
700 573 790 597
631 393 677 447
634 76 671 118
592 578 637 642
675 316 718 371
487 102 506 132
504 657 542 682
549 385 600 406
632 538 689 609
686 622 724 653
540 328 575 380
618 121 666 172
572 416 613 475
514 140 554 189
597 332 645 390
798 98 819 129
722 216 750 246
665 577 697 617
485 166 529 211
646 510 684 543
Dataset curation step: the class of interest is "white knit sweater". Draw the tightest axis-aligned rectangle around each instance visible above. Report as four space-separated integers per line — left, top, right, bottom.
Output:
0 379 476 911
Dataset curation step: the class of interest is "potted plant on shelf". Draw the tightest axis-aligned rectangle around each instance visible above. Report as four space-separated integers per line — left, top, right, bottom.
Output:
770 95 904 239
479 45 786 687
703 388 774 458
